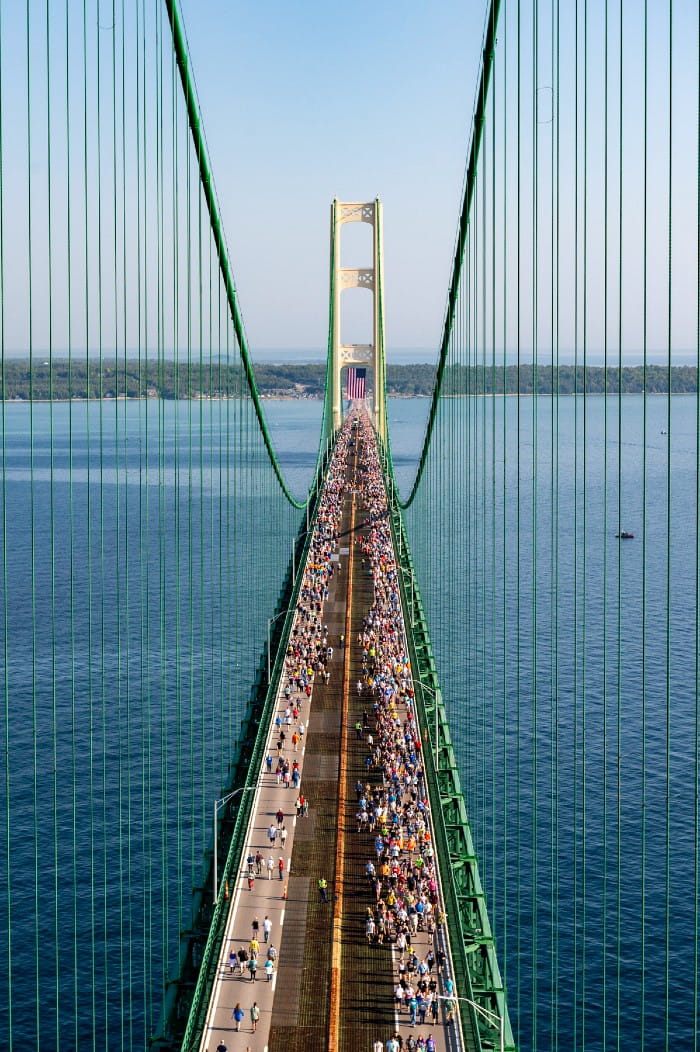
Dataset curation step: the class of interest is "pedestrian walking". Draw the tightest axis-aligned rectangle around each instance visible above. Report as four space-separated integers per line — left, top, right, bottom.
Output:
280 825 288 848
264 957 274 981
267 855 274 879
247 957 257 982
318 876 328 902
232 1003 244 1031
250 1002 260 1032
263 915 272 942
276 808 284 828
278 857 285 880
268 823 277 845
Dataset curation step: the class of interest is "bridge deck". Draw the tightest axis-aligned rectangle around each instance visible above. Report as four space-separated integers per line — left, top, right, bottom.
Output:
199 419 467 1052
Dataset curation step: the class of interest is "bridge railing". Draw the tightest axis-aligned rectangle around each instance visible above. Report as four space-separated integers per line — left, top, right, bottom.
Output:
378 439 517 1052
151 439 335 1051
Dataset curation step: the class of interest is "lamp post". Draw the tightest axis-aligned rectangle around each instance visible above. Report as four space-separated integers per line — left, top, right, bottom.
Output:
439 995 504 1052
212 786 255 905
267 608 292 685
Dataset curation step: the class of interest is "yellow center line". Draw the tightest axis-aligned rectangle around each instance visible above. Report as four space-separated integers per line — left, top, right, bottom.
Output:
328 443 357 1051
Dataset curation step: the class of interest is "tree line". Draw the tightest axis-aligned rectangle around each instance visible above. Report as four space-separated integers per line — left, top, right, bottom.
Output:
0 358 696 400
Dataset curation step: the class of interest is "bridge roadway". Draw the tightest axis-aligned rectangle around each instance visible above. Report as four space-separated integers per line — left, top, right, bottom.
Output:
199 417 467 1052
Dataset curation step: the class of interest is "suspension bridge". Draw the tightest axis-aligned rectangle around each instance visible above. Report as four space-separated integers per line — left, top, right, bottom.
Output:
1 1 699 1050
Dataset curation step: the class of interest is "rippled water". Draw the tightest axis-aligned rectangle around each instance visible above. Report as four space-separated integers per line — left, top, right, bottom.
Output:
1 394 697 1050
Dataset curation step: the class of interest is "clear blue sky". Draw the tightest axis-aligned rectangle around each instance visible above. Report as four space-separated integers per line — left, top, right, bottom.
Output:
0 1 696 362
178 0 485 356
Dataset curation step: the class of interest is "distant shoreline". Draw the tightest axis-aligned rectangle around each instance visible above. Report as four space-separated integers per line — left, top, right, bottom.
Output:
1 360 697 400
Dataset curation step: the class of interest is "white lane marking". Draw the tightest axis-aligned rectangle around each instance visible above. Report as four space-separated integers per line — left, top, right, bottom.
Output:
280 909 285 927
272 972 278 992
203 863 247 1033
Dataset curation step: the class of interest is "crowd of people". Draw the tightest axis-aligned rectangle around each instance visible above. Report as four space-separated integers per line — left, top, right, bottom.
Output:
213 413 459 1050
351 416 457 1050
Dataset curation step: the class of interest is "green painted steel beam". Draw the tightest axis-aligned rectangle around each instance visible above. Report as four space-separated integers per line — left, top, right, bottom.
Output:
377 436 517 1052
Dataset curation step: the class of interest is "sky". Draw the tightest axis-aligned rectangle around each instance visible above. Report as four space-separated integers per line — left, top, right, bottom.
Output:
0 1 697 363
176 0 485 357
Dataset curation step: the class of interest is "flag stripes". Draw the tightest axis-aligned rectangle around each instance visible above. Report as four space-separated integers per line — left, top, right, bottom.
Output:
346 368 367 400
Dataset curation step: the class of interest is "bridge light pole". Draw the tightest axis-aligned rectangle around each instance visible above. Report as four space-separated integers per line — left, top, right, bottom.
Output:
438 995 504 1052
213 786 255 905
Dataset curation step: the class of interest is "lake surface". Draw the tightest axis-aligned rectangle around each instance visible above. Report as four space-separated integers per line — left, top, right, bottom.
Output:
1 394 697 1050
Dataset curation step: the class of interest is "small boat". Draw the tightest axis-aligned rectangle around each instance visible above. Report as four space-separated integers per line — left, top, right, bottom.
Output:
616 531 634 539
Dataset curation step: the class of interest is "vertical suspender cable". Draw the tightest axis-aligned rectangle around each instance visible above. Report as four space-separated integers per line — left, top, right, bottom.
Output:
616 3 624 1048
531 5 539 1042
25 0 41 1038
0 0 11 1041
601 3 610 1042
640 6 649 1043
664 6 673 1048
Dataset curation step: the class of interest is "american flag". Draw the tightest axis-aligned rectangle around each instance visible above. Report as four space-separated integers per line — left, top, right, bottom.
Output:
346 367 366 400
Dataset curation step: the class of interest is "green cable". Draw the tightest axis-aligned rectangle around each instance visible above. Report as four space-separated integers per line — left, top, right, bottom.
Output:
601 4 610 1043
695 0 700 1039
63 0 77 1039
400 0 503 510
640 7 649 1042
108 3 127 1037
79 0 97 1036
43 0 60 1041
24 0 41 1038
581 3 589 1042
118 1 134 1040
616 3 624 1046
489 67 497 925
515 0 522 1023
531 5 539 1041
552 1 561 1044
572 4 580 1045
95 5 110 1029
501 4 509 991
665 7 673 1047
0 0 11 1042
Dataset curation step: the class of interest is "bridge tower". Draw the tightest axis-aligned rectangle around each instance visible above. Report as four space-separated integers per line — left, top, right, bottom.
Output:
327 198 386 441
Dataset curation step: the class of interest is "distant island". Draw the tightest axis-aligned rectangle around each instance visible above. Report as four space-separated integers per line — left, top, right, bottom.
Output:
0 359 696 400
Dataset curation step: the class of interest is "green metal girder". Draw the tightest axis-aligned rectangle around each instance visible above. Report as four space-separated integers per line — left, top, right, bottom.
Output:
151 445 334 1050
377 440 517 1052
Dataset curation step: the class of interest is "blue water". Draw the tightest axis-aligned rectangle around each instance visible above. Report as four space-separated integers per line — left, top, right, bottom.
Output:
1 394 698 1050
402 393 700 1051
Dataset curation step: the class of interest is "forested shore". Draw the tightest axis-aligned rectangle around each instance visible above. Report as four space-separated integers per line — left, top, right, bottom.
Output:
0 359 696 400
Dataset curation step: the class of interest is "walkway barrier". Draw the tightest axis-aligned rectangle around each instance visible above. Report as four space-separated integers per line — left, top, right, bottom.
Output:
379 440 516 1052
151 442 335 1051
